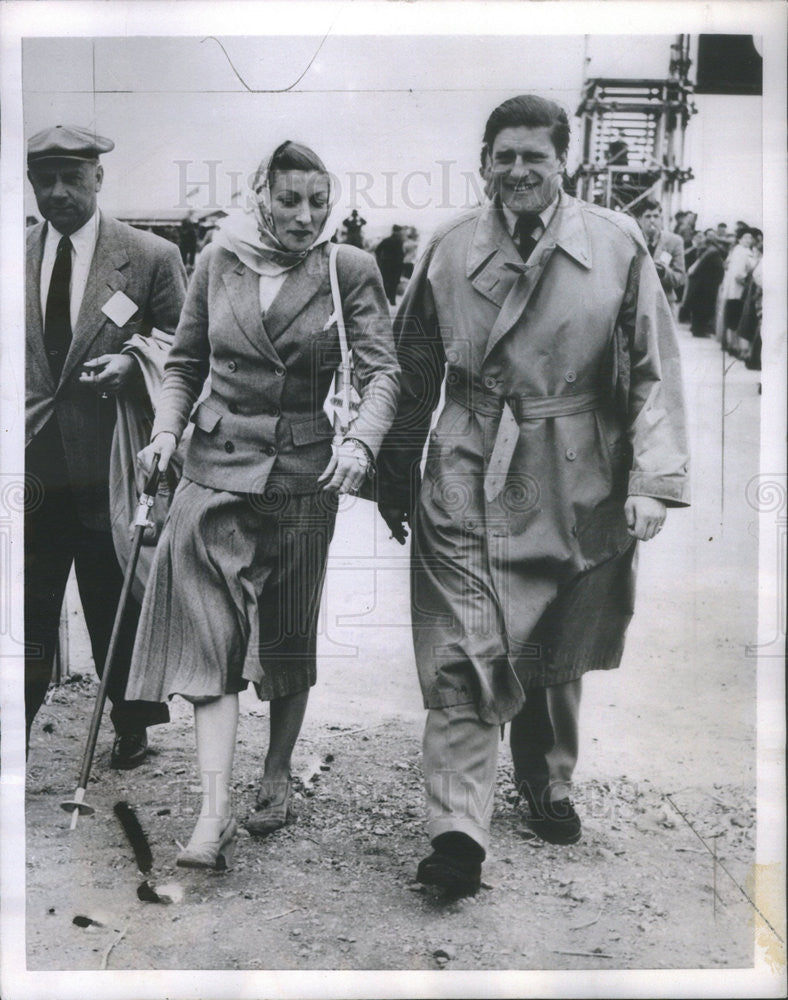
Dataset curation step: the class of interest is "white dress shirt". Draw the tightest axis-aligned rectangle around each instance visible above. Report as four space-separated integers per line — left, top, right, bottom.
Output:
259 271 287 314
40 211 99 329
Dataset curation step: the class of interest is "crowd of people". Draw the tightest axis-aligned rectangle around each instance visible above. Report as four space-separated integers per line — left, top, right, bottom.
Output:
672 211 764 370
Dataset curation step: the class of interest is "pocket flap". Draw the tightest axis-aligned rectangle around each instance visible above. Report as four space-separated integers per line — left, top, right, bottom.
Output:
190 400 222 433
290 415 334 446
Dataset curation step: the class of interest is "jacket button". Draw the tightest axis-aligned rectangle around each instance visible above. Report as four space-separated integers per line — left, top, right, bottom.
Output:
269 405 280 417
265 445 277 457
566 448 577 461
224 441 235 453
274 365 286 377
565 370 577 383
228 402 238 414
483 375 497 389
228 360 237 372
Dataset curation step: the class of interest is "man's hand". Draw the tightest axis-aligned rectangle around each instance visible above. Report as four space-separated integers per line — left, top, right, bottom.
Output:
624 495 667 541
79 354 138 395
379 503 410 545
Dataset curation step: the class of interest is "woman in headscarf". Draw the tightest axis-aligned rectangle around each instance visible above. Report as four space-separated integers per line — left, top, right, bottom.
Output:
125 141 399 869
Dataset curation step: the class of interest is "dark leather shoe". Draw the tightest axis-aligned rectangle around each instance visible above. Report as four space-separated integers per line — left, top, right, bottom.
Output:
416 832 484 896
524 796 582 845
111 731 148 770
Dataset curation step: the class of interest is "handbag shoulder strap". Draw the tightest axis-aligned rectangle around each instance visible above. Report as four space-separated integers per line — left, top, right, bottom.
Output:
328 242 351 378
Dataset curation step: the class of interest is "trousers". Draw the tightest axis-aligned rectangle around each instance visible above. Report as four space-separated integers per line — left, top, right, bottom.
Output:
423 678 581 851
24 416 169 738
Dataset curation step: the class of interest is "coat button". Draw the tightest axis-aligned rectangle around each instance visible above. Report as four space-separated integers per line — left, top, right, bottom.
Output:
566 448 577 461
565 370 577 383
274 365 286 377
483 375 497 389
265 445 277 457
269 405 280 417
224 441 235 453
228 360 237 372
228 402 238 414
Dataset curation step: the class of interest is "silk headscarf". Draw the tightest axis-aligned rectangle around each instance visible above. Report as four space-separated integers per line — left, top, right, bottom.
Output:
214 144 340 276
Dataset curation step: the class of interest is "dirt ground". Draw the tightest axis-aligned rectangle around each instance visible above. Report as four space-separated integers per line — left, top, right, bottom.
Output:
21 329 780 977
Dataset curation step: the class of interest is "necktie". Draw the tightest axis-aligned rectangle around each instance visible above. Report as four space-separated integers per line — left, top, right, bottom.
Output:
44 235 73 380
514 213 542 262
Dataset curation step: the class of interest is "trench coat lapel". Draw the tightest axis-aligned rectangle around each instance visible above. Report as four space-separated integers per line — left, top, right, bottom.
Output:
26 223 55 396
483 192 593 362
263 249 325 342
221 260 283 368
60 214 131 387
466 203 521 309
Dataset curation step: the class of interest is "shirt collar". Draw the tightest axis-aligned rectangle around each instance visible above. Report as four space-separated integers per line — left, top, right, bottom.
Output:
45 210 99 255
501 195 559 237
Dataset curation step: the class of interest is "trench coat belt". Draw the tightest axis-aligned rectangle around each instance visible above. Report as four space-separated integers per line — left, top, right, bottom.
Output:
445 373 605 502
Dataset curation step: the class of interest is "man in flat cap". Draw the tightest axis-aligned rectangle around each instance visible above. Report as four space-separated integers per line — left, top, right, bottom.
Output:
25 125 187 767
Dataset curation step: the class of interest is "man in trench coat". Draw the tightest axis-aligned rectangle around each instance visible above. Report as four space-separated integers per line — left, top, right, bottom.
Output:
25 125 186 765
376 95 690 894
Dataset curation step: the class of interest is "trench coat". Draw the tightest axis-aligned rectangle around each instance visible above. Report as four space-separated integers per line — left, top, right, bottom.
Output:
26 213 187 529
377 192 690 726
151 240 400 494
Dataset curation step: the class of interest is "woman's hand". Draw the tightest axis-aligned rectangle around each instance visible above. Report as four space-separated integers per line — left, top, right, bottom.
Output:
318 440 369 494
624 495 667 541
137 432 178 475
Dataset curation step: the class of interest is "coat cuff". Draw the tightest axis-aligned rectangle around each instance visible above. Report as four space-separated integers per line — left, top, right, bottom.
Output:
628 472 690 507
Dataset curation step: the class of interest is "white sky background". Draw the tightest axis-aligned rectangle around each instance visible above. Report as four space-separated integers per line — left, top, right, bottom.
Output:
21 33 764 240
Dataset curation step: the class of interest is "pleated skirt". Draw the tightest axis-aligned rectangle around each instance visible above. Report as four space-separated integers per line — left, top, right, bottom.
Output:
125 479 338 703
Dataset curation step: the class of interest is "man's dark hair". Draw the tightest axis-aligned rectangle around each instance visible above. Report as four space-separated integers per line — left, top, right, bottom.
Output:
482 95 570 161
632 198 662 218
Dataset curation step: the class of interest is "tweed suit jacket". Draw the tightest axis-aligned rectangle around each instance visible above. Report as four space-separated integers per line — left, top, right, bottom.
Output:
26 212 187 529
151 240 400 496
647 229 686 302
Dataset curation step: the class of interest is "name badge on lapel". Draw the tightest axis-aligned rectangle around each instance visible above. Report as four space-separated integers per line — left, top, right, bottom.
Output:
101 290 138 327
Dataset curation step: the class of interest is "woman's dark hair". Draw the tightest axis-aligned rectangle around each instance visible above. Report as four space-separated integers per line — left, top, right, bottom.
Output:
254 140 328 191
482 95 570 162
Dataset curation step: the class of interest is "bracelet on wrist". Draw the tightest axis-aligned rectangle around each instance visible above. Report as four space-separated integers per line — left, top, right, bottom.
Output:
340 437 376 479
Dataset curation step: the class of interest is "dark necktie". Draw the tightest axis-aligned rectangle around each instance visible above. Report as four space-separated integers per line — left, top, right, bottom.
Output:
514 213 542 262
44 235 73 380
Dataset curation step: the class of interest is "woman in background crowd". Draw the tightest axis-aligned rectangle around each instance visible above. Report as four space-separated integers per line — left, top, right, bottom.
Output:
719 227 756 355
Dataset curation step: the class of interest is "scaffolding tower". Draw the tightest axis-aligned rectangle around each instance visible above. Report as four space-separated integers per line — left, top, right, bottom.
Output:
573 37 696 218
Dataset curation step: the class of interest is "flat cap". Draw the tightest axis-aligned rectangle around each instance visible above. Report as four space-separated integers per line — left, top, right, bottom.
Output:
27 125 114 165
